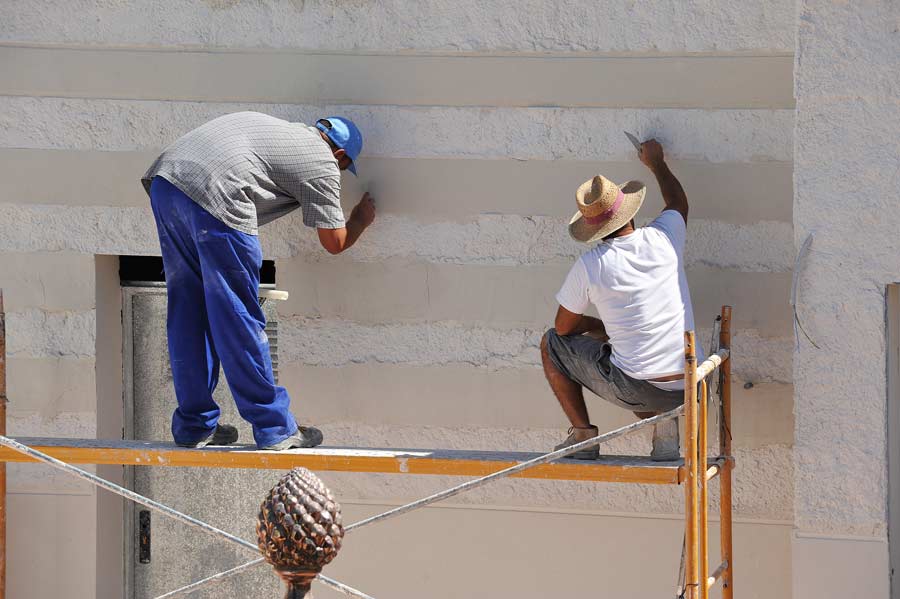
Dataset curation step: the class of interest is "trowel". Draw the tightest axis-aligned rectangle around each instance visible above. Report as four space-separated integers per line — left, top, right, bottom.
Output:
624 131 643 152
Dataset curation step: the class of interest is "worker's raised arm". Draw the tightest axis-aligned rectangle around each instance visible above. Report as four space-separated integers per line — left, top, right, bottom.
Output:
639 140 688 223
317 192 375 254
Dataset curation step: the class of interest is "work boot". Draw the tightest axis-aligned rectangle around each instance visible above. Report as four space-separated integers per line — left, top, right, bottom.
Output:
554 425 600 460
651 419 680 462
176 424 239 449
260 425 324 451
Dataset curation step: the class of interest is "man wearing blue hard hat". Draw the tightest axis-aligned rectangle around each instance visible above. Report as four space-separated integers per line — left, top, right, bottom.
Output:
141 111 375 451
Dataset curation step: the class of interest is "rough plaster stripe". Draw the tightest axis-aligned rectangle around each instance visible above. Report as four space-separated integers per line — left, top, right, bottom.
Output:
0 205 793 274
279 319 793 383
0 204 159 257
6 309 96 358
0 148 794 225
0 1 795 52
278 260 792 334
271 215 794 273
0 46 795 109
282 362 794 447
0 252 96 311
310 424 792 519
0 97 794 162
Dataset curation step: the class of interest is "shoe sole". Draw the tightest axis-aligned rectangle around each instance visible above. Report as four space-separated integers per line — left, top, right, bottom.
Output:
556 448 600 460
176 439 212 449
650 453 681 462
260 430 324 451
175 426 238 449
260 440 322 451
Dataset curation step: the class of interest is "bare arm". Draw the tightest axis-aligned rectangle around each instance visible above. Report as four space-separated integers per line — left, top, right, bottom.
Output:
554 305 607 338
317 192 375 254
639 140 688 223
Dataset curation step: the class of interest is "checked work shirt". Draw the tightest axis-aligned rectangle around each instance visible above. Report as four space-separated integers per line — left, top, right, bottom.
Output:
142 111 346 235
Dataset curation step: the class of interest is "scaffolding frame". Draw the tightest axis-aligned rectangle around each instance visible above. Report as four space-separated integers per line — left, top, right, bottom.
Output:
0 297 733 599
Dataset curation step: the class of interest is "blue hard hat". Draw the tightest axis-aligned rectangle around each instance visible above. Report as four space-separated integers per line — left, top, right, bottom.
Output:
316 116 363 176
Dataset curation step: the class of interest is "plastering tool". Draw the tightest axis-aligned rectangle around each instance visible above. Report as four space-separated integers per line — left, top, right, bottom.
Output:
624 131 643 152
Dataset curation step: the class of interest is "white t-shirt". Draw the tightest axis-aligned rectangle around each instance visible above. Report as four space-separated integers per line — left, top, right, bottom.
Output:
555 210 703 388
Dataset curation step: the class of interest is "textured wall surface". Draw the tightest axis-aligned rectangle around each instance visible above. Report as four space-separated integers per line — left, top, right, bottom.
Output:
0 1 797 597
793 1 900 596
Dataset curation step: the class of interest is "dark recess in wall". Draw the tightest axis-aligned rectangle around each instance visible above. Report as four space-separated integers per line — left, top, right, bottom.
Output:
118 255 276 285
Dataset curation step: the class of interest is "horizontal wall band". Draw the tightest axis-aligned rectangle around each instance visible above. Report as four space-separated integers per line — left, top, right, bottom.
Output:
0 96 794 162
90 283 792 380
281 362 794 446
277 259 792 334
0 2 795 53
0 205 792 274
0 46 794 109
0 149 793 224
277 317 793 381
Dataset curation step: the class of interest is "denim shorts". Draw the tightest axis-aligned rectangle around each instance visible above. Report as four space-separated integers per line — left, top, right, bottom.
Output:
544 329 683 413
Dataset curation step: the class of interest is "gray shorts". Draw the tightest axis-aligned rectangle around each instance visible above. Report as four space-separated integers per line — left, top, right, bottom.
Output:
544 329 683 413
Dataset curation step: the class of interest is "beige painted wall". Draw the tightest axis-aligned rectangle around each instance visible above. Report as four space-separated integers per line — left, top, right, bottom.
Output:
0 1 796 597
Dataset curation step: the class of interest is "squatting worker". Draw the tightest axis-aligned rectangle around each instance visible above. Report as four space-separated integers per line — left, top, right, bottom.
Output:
541 139 703 461
141 111 375 451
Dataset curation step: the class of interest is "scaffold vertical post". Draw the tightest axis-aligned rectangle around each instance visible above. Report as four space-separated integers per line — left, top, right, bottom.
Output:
0 291 7 599
698 380 709 599
684 331 699 599
719 306 734 599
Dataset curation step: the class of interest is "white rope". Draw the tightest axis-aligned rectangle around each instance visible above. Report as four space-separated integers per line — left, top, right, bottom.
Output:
153 559 265 599
0 435 374 599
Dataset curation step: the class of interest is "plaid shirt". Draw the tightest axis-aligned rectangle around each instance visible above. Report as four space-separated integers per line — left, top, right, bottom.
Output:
142 112 346 235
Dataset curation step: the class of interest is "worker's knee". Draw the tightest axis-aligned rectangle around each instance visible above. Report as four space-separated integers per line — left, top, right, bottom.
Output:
541 328 558 359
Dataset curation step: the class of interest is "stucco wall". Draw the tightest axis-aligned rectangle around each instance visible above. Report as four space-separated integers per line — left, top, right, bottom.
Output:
792 1 900 597
0 2 796 597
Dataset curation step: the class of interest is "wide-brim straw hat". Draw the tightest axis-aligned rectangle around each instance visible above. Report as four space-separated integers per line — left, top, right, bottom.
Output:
568 175 646 244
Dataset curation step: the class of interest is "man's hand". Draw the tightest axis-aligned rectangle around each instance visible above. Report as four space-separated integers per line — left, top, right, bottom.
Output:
349 192 376 229
639 139 689 223
639 139 665 171
317 192 376 255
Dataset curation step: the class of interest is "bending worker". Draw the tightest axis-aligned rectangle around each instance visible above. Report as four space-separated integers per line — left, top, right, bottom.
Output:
141 111 375 451
541 139 703 461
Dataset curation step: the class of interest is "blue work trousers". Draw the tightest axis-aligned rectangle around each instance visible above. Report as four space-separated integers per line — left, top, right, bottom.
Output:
149 176 297 448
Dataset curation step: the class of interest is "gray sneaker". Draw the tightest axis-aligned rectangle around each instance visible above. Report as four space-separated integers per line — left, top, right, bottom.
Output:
554 426 600 460
176 424 239 449
651 419 680 462
259 425 324 451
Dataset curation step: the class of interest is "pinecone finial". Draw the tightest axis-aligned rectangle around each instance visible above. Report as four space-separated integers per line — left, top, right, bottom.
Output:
257 468 345 599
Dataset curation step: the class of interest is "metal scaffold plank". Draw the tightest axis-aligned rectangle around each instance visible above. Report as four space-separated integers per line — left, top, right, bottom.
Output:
0 438 684 484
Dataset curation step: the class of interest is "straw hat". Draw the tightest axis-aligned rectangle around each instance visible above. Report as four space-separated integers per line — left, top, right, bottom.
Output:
568 175 646 244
